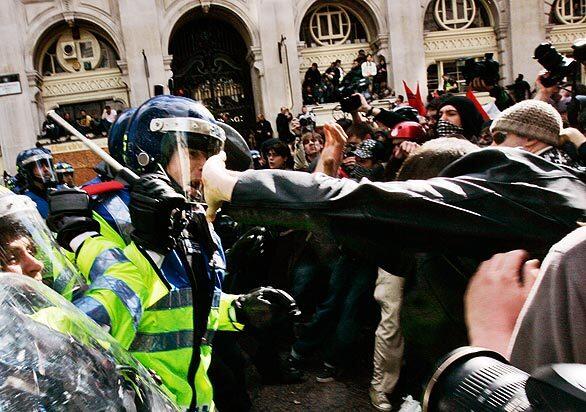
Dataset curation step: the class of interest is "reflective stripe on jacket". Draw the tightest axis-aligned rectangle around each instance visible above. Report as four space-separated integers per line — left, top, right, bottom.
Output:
72 192 243 409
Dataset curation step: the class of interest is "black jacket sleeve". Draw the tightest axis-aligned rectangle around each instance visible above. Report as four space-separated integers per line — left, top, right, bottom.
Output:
225 149 586 267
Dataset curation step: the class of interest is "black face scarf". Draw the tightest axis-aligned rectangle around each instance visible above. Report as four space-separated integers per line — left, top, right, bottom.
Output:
436 120 465 138
437 96 484 140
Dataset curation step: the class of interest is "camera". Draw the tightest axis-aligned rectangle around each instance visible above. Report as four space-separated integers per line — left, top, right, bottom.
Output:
533 43 580 88
423 347 586 411
462 53 501 86
338 78 370 112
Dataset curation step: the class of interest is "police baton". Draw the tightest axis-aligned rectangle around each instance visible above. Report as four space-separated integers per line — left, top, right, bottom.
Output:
46 110 139 187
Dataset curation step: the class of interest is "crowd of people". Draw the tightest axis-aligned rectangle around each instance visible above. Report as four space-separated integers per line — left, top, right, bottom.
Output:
0 51 585 412
41 105 118 142
301 50 390 106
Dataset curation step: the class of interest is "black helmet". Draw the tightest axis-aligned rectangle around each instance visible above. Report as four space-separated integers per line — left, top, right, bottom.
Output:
393 105 419 123
217 122 253 171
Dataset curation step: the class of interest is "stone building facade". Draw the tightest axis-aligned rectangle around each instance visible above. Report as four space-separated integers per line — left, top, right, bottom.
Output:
1 0 585 175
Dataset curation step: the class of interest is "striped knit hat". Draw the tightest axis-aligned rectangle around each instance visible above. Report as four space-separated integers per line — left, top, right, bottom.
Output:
490 100 562 146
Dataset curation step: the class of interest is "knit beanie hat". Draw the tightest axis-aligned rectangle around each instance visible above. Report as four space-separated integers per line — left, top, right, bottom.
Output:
438 96 484 139
490 100 562 145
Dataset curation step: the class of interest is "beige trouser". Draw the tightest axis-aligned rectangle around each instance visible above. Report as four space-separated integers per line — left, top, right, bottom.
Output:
371 268 405 394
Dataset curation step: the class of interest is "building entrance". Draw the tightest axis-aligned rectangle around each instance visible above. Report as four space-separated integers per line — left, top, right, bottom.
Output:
169 17 255 135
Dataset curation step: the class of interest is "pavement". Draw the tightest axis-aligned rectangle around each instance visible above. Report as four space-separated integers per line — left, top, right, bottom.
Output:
251 361 376 411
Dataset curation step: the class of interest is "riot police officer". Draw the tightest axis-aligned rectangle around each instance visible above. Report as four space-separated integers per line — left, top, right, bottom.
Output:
47 95 298 411
15 147 59 218
54 162 75 187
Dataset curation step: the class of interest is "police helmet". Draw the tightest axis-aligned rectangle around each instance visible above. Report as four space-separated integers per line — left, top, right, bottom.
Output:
125 95 225 197
54 162 75 186
108 108 136 166
16 147 58 189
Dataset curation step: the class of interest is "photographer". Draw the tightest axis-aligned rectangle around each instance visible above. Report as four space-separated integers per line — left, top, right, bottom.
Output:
491 99 580 168
297 106 316 133
465 54 514 111
465 226 586 371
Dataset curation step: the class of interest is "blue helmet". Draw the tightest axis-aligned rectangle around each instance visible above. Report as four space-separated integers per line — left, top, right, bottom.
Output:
124 95 225 174
54 162 74 174
108 108 136 166
16 147 57 189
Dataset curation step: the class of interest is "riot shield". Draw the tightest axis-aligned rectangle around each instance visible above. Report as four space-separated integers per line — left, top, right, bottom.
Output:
0 273 179 411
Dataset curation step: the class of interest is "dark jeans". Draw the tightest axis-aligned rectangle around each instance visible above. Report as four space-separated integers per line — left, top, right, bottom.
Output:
293 253 376 367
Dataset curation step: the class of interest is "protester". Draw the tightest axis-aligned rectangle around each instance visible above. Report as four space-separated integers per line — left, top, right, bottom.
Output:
202 123 585 268
369 137 480 411
294 132 320 172
276 107 295 142
436 96 485 143
490 99 580 167
265 140 294 170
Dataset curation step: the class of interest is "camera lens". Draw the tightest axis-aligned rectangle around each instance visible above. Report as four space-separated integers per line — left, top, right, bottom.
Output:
63 44 74 55
423 347 531 412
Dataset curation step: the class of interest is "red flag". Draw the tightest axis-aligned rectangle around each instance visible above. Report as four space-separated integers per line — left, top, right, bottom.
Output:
403 81 416 106
414 83 426 116
402 81 426 116
466 87 490 121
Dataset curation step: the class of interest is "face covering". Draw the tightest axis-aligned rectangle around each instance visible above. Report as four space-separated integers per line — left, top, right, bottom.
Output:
349 164 373 181
436 119 465 138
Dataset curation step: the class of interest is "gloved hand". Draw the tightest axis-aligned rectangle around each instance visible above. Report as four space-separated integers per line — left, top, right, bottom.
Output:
129 173 186 254
47 188 100 252
232 287 301 329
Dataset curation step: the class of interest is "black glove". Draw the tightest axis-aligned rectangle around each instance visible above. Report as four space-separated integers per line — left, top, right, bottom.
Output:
232 287 301 329
47 188 100 252
129 173 186 254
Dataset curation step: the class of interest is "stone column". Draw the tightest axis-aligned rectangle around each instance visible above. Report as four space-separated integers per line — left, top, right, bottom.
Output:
117 0 167 106
386 0 428 97
507 0 546 86
0 1 37 173
256 0 302 123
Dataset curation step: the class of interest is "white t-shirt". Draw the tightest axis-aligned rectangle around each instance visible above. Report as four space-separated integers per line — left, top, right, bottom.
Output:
361 61 377 78
102 109 117 123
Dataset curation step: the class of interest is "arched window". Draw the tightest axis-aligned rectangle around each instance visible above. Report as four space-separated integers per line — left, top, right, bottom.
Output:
424 0 493 32
40 28 119 76
550 0 586 25
300 3 368 47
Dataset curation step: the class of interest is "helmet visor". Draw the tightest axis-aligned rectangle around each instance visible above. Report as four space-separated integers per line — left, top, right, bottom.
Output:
160 131 223 200
0 195 86 300
27 157 58 186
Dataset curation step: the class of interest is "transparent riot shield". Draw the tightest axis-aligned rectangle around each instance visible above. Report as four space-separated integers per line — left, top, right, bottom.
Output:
0 194 86 300
0 273 179 411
